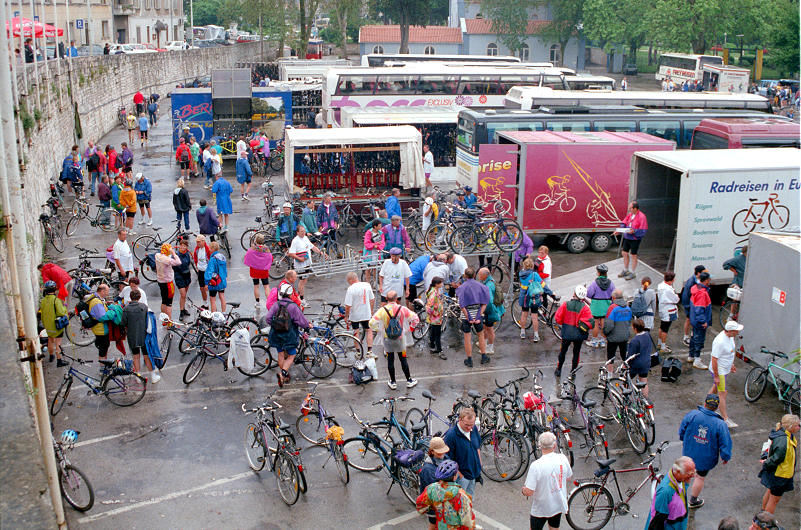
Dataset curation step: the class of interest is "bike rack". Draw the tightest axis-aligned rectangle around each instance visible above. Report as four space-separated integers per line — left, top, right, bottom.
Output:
306 245 382 278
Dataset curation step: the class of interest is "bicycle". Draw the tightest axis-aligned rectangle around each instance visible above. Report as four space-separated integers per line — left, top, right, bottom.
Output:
40 211 64 253
66 201 123 236
719 284 742 327
132 220 192 262
566 441 670 530
731 193 790 236
744 348 800 416
308 317 363 369
269 142 285 172
558 366 610 462
247 331 338 379
242 400 304 505
403 389 453 438
512 291 562 340
50 354 147 416
448 214 523 255
295 382 349 484
53 431 95 511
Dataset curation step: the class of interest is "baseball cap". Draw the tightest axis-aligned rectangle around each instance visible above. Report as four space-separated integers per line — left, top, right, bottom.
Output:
724 320 744 331
464 186 472 192
704 394 720 409
283 202 292 209
428 437 449 453
136 172 144 180
425 197 434 205
389 247 402 255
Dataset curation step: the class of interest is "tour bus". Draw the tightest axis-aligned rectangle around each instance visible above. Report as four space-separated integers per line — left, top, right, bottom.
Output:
323 64 568 125
690 118 800 149
455 106 790 185
360 53 521 67
655 53 724 83
503 86 772 112
565 75 616 90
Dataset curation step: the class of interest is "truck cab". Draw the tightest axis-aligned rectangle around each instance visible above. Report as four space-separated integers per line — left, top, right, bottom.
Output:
691 118 800 149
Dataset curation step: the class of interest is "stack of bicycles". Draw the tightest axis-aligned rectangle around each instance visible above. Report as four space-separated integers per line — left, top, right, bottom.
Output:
423 201 522 256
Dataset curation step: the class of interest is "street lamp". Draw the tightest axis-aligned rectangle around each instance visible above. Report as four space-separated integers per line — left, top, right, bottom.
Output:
737 34 744 63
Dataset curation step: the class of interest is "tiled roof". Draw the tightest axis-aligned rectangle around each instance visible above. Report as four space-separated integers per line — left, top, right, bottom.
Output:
359 25 463 44
464 19 549 34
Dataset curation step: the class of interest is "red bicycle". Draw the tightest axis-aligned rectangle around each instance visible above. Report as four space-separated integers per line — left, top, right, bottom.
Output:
731 193 791 236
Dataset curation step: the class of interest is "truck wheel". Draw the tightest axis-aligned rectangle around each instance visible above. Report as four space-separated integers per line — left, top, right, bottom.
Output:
566 234 589 254
590 233 612 252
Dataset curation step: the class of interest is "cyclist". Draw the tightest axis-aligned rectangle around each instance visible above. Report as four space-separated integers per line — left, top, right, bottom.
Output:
456 267 490 368
205 241 228 313
463 186 479 208
384 188 402 219
369 290 419 390
522 432 573 530
134 172 153 226
709 320 743 428
40 281 68 367
125 112 137 144
478 267 503 355
546 174 570 200
288 225 327 302
644 456 696 530
235 151 253 201
211 173 233 231
418 436 451 530
416 461 476 530
554 285 593 378
265 283 310 387
120 289 160 382
155 243 181 320
382 215 411 257
316 192 339 241
277 203 300 248
343 271 375 355
137 112 149 148
688 271 712 370
586 264 614 348
518 258 545 342
244 234 273 311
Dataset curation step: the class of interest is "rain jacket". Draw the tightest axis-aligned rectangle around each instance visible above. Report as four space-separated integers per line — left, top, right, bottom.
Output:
316 202 339 231
416 480 475 530
134 178 152 202
604 297 632 343
679 406 732 472
763 428 797 479
620 210 648 241
555 299 593 341
205 251 228 291
689 283 712 326
196 206 220 235
482 277 505 321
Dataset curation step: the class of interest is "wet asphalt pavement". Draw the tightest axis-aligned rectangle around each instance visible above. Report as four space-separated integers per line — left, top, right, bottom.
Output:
43 111 799 530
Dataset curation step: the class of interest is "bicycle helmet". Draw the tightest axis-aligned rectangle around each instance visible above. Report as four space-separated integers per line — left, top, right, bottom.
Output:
574 284 588 299
43 280 58 294
282 202 292 209
60 429 78 444
211 311 225 324
596 264 608 274
435 460 459 480
279 283 295 298
199 309 213 321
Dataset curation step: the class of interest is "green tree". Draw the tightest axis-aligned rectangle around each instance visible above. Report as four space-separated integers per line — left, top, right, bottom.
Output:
583 0 651 58
369 0 435 53
328 0 361 57
533 0 584 65
478 0 532 53
765 0 799 76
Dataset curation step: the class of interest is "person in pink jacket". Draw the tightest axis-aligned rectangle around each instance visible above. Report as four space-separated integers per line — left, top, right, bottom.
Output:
244 234 274 311
155 243 182 319
363 219 385 283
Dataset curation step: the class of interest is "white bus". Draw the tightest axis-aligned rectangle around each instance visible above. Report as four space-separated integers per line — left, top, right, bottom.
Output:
655 53 724 83
323 63 568 125
360 53 521 67
565 75 616 90
504 86 772 112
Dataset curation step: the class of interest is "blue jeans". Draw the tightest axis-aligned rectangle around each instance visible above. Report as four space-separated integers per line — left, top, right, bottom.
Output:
204 168 212 187
689 323 706 359
176 211 190 230
90 171 100 194
459 477 476 497
99 200 110 224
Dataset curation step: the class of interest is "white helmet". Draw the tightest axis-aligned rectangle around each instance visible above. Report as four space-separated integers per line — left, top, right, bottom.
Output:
211 311 225 324
282 202 292 209
159 312 171 323
279 283 295 298
199 309 213 321
574 284 587 299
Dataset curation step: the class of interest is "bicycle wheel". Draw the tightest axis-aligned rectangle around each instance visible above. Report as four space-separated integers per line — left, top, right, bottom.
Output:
132 235 157 261
398 465 420 505
99 210 122 233
555 427 575 467
183 352 206 384
424 223 450 253
269 252 290 280
237 343 273 376
230 318 260 339
240 228 258 251
489 262 506 286
48 224 64 252
159 333 172 367
59 464 95 512
274 450 300 505
301 340 337 379
566 482 614 530
744 366 768 402
480 431 524 482
549 315 563 340
511 302 533 329
102 372 147 407
325 241 344 260
786 389 800 417
559 399 586 431
624 408 649 454
334 443 349 484
219 232 231 259
270 154 284 172
140 259 157 282
296 411 328 445
244 423 267 471
341 437 383 472
719 299 734 327
509 430 532 481
581 387 622 422
412 314 430 342
330 332 362 368
65 216 82 237
404 407 427 436
71 201 89 219
493 220 523 252
50 377 73 416
449 225 478 254
65 314 95 347
178 326 203 355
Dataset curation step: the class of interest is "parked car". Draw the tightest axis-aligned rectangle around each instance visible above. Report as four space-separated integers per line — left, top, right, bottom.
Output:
165 41 196 51
142 43 167 52
77 44 105 56
623 63 638 76
111 44 157 54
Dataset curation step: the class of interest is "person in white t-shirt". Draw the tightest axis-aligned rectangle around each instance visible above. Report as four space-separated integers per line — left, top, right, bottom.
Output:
421 196 437 233
710 320 743 428
423 144 434 188
287 225 326 302
113 229 135 280
537 245 553 289
236 136 248 159
119 276 148 307
522 431 573 530
343 272 376 353
446 252 467 296
379 248 412 304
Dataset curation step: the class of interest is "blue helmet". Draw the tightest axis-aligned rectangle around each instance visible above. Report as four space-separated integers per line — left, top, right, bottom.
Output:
60 429 78 444
435 460 459 480
43 280 58 294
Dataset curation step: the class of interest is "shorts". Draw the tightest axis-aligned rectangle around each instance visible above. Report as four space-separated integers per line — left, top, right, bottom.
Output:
46 329 64 339
696 469 709 477
714 373 726 392
408 284 418 301
197 270 207 287
659 320 673 333
137 200 150 207
621 238 641 255
130 346 145 356
237 175 252 184
180 160 190 169
351 320 370 330
483 314 496 328
531 514 562 530
252 278 269 286
139 130 148 140
158 281 175 305
296 268 312 279
461 319 484 333
209 288 225 297
126 211 136 218
95 334 110 357
250 267 270 280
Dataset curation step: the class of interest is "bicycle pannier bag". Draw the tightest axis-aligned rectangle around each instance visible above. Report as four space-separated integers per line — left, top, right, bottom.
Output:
661 356 682 383
393 449 425 468
384 306 403 340
271 301 292 332
349 360 373 385
492 284 504 306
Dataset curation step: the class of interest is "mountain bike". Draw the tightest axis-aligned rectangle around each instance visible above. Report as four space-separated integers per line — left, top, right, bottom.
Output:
295 382 348 483
269 142 285 171
40 211 64 253
448 215 523 254
246 331 338 379
744 348 800 416
132 220 191 261
66 201 122 236
53 431 94 511
512 291 562 340
558 366 610 462
403 389 453 438
566 441 669 530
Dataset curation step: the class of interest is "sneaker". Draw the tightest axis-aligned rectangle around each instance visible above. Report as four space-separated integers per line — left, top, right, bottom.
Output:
406 379 418 388
519 329 526 339
241 195 245 200
480 354 491 364
48 353 54 363
554 367 562 378
438 351 447 360
147 219 153 226
204 185 211 190
618 270 628 278
180 309 191 319
464 357 473 368
532 332 540 342
725 418 738 428
138 218 145 225
683 335 691 346
254 301 261 310
387 381 398 390
276 372 284 388
585 338 597 347
686 355 694 363
244 194 250 200
692 359 708 370
688 498 704 509
486 343 495 354
598 339 607 348
56 359 69 368
625 271 637 280
660 344 673 353
150 369 161 383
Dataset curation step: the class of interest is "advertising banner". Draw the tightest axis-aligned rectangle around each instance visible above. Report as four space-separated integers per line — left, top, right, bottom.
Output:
477 144 518 216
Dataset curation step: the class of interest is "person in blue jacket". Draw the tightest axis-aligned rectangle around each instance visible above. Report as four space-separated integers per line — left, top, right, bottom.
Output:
316 193 340 241
443 408 482 498
204 241 228 312
384 188 402 219
134 172 153 226
211 173 233 230
235 151 252 200
681 265 706 346
678 394 732 510
463 186 478 207
277 203 300 246
406 254 431 306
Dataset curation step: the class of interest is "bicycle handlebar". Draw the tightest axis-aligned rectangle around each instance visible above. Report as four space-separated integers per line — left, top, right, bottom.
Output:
641 440 670 466
371 396 414 406
241 401 282 414
495 367 530 390
760 347 787 359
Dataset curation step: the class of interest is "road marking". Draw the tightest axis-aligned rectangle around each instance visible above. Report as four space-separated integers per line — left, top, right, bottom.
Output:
76 471 253 524
74 417 184 448
366 509 514 529
74 430 131 448
474 510 514 530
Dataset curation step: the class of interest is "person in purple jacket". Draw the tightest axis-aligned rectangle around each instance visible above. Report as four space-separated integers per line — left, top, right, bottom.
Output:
586 264 614 348
195 199 220 239
265 283 311 387
455 267 490 367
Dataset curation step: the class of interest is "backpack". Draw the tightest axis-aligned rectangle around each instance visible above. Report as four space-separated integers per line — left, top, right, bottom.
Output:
349 360 373 385
115 155 124 170
631 289 652 318
492 283 504 306
180 149 189 162
384 306 403 340
271 301 292 332
660 357 682 383
393 449 425 468
75 296 98 329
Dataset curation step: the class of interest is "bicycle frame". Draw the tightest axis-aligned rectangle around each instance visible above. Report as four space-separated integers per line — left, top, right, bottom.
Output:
766 363 801 400
584 461 659 508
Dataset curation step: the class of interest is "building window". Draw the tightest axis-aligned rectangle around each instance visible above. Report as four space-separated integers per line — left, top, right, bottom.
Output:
372 45 384 54
549 44 561 64
487 42 498 56
424 45 436 55
136 26 141 43
102 20 109 38
519 43 529 61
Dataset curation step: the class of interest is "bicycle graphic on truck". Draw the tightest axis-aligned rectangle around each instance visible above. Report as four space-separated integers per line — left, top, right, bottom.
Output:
731 193 790 236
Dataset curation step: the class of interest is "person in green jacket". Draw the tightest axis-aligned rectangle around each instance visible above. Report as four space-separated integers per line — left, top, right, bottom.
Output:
478 267 505 355
300 199 319 234
40 281 68 367
759 413 800 514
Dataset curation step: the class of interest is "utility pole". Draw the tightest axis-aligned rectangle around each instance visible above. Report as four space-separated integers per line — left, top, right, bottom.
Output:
190 0 194 47
86 0 92 46
170 0 174 41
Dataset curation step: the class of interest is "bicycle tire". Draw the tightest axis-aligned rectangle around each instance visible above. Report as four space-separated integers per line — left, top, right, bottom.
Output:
719 299 734 327
398 464 420 505
449 225 478 254
237 343 273 376
424 223 451 253
558 392 586 430
489 262 506 286
102 372 147 407
274 450 300 505
244 423 267 471
581 386 622 422
404 407 427 437
65 314 95 347
270 154 284 172
412 313 430 341
296 411 328 445
480 431 524 482
787 389 800 417
341 436 383 472
566 482 614 530
140 258 157 282
493 220 523 252
219 232 231 259
329 332 362 368
229 318 260 340
50 377 73 416
72 201 89 219
556 427 575 467
744 366 768 402
511 302 533 329
59 464 95 512
509 430 532 480
48 224 65 252
132 234 157 262
624 408 649 454
269 252 290 280
178 326 203 355
159 333 172 367
334 444 349 484
240 228 258 251
549 314 563 340
301 340 337 379
99 210 123 232
183 352 206 384
65 216 82 237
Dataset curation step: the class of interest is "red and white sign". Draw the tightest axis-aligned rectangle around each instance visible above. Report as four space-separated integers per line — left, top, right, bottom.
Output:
771 287 786 307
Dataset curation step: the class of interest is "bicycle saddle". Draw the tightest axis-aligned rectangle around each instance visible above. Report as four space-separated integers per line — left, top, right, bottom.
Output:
324 302 341 307
620 388 633 396
596 457 616 468
493 387 507 397
467 390 482 399
634 381 648 389
323 319 339 328
228 302 241 308
422 390 436 401
152 226 162 231
411 421 427 433
552 295 561 302
278 419 291 430
581 400 597 409
98 359 114 366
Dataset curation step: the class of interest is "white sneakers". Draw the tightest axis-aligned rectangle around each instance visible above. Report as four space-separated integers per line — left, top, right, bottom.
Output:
406 379 418 388
532 332 540 342
692 359 708 370
150 368 161 383
486 343 495 354
520 329 526 339
725 418 738 428
138 218 145 225
387 381 398 390
147 219 153 226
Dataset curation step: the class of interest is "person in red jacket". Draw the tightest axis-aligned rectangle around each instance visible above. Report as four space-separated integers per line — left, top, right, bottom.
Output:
554 284 594 378
38 262 73 304
133 91 145 116
175 138 192 179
